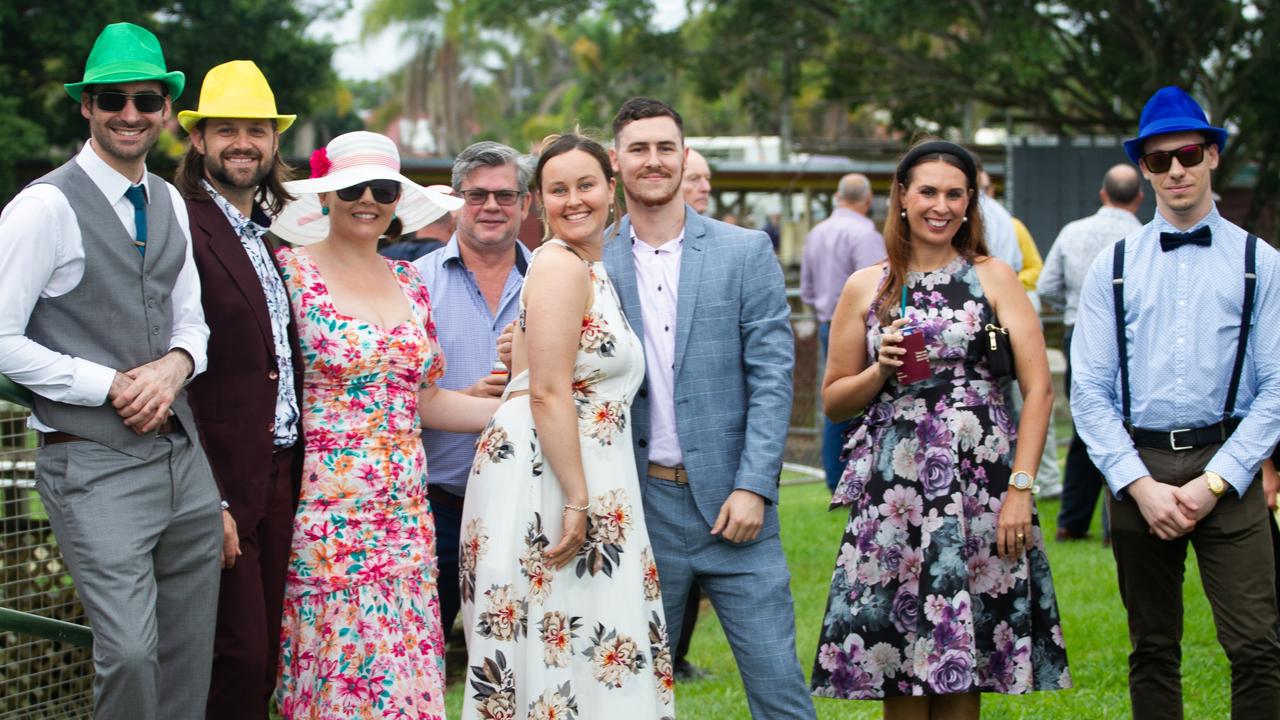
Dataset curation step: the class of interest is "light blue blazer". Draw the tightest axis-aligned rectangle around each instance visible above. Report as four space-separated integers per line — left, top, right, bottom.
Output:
605 206 795 539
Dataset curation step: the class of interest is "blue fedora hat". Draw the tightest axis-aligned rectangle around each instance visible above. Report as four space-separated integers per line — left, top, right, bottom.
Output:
1124 86 1227 165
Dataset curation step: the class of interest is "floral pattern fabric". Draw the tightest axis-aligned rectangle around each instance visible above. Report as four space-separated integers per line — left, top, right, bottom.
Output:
275 247 448 719
812 255 1071 700
460 240 675 719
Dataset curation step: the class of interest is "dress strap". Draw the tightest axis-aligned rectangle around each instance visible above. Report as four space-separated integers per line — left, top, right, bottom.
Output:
540 238 591 265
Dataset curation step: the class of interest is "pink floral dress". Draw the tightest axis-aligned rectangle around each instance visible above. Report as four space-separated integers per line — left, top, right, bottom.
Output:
275 247 447 720
459 240 675 719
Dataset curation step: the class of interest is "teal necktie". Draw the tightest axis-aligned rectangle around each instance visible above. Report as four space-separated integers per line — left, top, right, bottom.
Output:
125 184 146 257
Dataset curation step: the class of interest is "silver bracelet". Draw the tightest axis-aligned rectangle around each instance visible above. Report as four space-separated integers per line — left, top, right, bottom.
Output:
563 501 589 512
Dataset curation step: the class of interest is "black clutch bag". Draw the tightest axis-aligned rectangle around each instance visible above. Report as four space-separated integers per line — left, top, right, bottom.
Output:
973 317 1016 380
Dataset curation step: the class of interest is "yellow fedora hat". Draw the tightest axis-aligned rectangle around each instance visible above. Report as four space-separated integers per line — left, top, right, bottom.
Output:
178 60 296 133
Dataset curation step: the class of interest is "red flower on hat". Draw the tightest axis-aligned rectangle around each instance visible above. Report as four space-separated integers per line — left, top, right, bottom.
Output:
310 148 331 179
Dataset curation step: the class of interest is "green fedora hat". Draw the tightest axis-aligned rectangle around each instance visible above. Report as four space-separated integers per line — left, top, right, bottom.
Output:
64 22 185 102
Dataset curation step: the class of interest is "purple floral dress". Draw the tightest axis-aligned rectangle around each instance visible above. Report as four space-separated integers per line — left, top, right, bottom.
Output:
811 255 1071 700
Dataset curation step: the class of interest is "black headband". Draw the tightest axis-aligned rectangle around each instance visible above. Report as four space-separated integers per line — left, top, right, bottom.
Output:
895 140 978 188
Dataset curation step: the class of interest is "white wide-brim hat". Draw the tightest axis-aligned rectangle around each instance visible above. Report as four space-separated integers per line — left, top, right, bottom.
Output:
271 130 462 246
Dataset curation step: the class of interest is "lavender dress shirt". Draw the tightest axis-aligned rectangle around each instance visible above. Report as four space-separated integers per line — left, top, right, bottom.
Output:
631 228 685 467
799 208 886 322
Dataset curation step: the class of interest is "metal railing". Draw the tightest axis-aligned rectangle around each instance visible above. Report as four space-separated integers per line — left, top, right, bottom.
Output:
0 396 93 719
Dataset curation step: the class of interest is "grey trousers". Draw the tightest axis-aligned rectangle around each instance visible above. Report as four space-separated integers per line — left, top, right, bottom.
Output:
643 475 817 720
36 432 222 720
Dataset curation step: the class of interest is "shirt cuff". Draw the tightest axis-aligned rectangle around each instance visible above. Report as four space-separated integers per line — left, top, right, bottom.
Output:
72 358 117 407
1206 456 1253 496
168 341 207 380
1105 455 1152 497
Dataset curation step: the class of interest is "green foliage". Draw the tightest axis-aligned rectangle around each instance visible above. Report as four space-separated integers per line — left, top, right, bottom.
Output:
0 0 342 195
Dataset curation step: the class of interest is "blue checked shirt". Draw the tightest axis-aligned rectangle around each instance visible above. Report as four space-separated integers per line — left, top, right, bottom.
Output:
1071 206 1280 496
414 237 529 496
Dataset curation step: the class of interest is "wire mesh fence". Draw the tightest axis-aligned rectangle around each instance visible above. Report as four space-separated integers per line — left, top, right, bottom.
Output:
0 403 93 719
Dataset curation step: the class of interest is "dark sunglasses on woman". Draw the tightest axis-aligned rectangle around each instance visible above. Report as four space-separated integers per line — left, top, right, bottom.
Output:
335 179 402 204
1140 143 1208 174
90 91 166 114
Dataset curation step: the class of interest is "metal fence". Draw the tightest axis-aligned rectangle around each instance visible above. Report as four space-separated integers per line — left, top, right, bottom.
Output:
0 403 93 719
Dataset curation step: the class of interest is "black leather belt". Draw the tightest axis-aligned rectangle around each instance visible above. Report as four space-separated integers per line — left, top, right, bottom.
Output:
1127 418 1239 451
427 485 465 511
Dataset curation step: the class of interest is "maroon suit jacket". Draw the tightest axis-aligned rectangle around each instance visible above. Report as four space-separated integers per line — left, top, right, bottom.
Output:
185 196 304 528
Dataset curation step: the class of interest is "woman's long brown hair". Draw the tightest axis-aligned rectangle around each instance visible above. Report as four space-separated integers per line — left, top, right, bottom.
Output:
874 146 989 325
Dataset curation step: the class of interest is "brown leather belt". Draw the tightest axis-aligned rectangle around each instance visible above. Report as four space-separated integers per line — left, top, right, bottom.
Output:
647 462 689 485
39 416 180 447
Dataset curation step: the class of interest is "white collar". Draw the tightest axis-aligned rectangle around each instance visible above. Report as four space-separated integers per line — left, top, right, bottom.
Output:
76 140 149 206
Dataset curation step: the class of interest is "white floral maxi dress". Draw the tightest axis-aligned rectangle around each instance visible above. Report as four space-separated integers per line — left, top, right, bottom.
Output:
460 240 676 720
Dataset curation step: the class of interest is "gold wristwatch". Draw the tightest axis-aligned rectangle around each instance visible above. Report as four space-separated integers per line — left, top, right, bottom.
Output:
1204 471 1228 498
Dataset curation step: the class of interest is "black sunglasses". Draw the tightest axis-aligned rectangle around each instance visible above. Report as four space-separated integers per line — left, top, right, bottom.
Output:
90 91 166 114
1141 143 1208 174
335 180 401 204
461 188 522 206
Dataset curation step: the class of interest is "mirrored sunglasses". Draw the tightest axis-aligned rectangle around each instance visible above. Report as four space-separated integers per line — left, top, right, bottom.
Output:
335 179 402 204
1141 143 1207 174
91 91 166 114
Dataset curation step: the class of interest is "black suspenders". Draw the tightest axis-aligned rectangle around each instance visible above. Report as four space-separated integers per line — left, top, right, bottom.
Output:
1112 233 1258 426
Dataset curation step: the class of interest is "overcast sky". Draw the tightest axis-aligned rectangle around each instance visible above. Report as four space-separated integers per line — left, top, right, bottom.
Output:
310 0 689 81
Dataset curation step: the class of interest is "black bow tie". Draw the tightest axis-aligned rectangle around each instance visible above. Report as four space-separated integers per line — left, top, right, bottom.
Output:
1159 225 1212 252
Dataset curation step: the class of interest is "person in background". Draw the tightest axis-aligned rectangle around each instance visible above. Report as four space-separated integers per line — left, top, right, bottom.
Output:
1039 164 1144 542
800 173 886 492
682 147 713 215
175 59 303 720
381 212 453 261
762 212 783 253
414 140 532 663
1072 86 1280 719
812 138 1070 716
0 23 222 719
974 164 1022 272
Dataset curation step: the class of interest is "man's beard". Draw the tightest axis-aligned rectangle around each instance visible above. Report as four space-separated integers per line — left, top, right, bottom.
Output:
625 181 681 209
206 152 271 190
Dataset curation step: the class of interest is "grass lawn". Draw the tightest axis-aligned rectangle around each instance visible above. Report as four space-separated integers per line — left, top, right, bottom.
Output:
444 480 1232 718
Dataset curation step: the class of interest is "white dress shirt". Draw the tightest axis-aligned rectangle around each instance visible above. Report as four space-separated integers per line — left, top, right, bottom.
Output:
1037 206 1143 326
631 227 684 467
0 142 208 430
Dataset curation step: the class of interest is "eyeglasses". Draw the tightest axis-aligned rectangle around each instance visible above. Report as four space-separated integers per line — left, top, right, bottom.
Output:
461 189 522 206
1141 143 1208 174
90 91 166 114
335 180 401 204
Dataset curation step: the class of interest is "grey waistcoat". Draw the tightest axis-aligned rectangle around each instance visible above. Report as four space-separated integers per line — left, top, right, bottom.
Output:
26 160 200 459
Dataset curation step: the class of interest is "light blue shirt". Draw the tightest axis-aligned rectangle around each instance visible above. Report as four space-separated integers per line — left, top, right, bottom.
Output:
980 194 1023 272
414 236 529 495
1071 206 1280 495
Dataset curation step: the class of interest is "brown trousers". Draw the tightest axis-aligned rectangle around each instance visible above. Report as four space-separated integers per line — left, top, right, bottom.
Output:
1107 443 1280 720
205 446 298 720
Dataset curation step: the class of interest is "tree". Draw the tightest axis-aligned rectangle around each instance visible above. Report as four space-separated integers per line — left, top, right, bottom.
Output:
785 0 1280 232
0 0 341 198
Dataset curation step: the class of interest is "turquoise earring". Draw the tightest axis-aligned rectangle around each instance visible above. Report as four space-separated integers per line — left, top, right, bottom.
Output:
321 206 329 216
